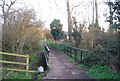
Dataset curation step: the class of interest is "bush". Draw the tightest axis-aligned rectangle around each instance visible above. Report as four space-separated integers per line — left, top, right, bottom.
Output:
91 45 120 73
29 53 39 70
82 52 101 66
82 46 120 71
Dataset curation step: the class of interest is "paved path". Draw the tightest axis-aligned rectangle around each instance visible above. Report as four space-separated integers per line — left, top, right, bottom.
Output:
43 47 91 79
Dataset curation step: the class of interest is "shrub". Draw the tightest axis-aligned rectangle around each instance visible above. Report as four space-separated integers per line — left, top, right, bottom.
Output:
29 53 39 70
82 52 101 66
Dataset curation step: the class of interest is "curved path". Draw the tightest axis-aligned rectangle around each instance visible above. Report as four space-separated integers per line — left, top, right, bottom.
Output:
43 47 91 79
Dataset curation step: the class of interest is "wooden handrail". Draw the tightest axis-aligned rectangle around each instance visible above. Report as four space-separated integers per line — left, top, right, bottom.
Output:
0 52 27 57
1 67 37 73
0 60 28 65
44 44 50 66
45 44 50 52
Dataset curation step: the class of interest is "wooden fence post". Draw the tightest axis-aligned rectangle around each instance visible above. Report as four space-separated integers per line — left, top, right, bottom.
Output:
26 54 29 76
74 48 77 61
80 51 83 63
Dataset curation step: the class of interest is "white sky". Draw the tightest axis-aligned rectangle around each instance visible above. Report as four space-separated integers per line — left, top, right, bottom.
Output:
24 0 68 31
1 0 112 31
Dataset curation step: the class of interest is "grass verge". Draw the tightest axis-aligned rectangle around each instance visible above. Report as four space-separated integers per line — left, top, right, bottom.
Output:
66 55 77 63
86 65 120 79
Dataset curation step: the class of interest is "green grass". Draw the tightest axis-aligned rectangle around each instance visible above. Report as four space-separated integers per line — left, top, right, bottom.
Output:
3 70 46 79
66 55 77 63
41 40 53 45
76 64 88 69
6 72 33 79
37 45 44 51
86 65 120 79
49 42 69 52
37 72 46 79
76 64 120 79
42 40 66 52
2 65 33 79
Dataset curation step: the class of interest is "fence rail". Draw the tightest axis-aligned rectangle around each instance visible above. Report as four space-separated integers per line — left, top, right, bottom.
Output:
0 52 37 75
0 52 28 57
44 44 50 66
64 45 91 63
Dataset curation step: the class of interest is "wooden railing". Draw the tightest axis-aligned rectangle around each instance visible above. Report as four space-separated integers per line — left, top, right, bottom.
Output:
0 52 37 75
44 44 50 66
64 45 92 63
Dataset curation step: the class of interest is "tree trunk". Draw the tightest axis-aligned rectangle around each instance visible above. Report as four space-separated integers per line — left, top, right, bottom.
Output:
90 0 95 50
92 0 95 24
66 0 72 43
95 0 98 25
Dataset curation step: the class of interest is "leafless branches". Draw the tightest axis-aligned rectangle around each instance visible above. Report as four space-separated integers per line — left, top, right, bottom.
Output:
71 2 83 14
0 0 16 24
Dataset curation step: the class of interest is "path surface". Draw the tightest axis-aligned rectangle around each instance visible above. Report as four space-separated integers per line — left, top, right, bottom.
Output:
43 47 91 79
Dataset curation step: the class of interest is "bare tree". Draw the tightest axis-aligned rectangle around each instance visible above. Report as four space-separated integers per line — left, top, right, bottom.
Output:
0 0 16 25
72 17 83 48
66 0 82 43
89 0 101 50
2 8 43 53
66 0 72 43
95 0 99 25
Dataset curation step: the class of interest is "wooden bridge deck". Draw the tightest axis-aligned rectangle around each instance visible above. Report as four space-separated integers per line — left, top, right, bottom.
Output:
43 47 91 79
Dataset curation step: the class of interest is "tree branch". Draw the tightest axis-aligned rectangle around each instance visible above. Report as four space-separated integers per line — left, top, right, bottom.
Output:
71 2 83 14
1 0 5 14
6 0 16 13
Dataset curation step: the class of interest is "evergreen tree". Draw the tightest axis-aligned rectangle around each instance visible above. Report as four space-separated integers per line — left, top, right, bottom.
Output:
106 1 120 73
50 19 64 41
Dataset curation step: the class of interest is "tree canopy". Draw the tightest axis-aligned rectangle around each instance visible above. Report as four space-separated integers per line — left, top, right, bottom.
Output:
50 19 64 41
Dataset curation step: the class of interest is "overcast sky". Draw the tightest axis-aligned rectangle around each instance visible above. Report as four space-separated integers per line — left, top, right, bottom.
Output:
1 0 112 31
